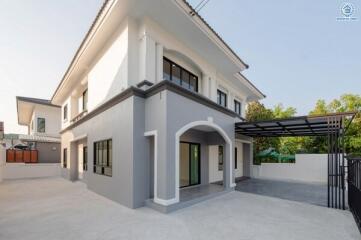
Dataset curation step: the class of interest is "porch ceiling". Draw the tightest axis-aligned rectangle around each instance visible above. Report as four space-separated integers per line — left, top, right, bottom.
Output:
235 112 357 137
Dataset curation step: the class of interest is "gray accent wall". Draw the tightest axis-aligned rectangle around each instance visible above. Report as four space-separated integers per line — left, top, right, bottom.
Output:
145 90 236 201
36 142 60 163
62 87 239 209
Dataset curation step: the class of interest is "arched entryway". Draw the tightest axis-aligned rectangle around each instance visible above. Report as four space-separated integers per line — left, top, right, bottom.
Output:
175 120 235 203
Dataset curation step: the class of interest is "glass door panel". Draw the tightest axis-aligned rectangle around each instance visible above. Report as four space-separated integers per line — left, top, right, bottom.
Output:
180 142 200 187
190 144 200 185
180 143 190 187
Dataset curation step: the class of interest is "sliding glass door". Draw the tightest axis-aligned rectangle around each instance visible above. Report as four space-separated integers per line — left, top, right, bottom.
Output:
180 142 200 188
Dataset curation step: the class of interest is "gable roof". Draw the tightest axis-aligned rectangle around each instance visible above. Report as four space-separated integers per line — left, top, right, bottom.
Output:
17 96 60 108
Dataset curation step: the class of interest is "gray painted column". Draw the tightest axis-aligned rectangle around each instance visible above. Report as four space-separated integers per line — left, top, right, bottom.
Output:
69 141 78 181
223 143 232 189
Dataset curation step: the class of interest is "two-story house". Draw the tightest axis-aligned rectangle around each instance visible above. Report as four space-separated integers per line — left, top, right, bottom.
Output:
16 97 61 163
50 0 265 212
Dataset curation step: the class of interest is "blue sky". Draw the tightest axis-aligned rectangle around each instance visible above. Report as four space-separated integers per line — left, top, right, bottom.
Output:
0 0 360 133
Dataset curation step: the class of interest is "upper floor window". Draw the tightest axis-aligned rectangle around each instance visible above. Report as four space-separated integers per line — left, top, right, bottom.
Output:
234 100 242 115
63 104 68 121
37 118 45 133
217 89 227 107
163 57 198 92
82 89 88 111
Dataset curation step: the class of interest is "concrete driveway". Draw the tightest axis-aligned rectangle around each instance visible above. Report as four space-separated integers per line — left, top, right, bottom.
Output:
0 178 359 240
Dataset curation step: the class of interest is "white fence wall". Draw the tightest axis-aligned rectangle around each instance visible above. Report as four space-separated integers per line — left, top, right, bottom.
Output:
251 154 328 183
3 163 61 180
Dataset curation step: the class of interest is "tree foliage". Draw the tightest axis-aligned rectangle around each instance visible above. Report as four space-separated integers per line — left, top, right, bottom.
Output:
246 94 361 159
246 102 280 164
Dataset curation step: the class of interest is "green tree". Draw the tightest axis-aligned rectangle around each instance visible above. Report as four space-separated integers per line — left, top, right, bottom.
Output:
302 94 361 154
246 102 280 164
273 103 296 119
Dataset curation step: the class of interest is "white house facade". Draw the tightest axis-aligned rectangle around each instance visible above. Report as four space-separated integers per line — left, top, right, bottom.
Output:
16 97 61 163
48 0 264 212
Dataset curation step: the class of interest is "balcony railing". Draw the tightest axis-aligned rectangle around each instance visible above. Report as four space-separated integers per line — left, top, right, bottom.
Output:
71 110 88 124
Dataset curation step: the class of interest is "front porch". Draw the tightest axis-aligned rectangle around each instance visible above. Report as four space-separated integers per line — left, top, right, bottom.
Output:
145 121 253 213
146 183 233 213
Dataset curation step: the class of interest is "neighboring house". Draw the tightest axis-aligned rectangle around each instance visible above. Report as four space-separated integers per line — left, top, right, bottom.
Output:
16 97 61 163
49 0 265 211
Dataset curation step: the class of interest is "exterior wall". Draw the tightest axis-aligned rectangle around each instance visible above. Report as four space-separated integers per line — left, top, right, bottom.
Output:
234 141 244 178
30 104 61 136
3 163 61 180
61 18 131 131
36 142 60 163
132 18 249 117
208 145 222 183
251 154 328 183
61 96 138 208
87 19 129 111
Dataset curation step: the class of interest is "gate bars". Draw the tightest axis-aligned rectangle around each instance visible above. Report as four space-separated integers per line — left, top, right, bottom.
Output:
327 115 346 209
347 157 361 233
327 113 356 210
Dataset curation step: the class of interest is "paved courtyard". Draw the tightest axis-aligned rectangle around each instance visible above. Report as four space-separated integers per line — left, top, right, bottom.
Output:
0 178 359 240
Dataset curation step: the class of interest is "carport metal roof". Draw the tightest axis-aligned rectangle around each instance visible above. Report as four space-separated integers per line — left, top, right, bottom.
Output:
235 111 358 210
235 112 357 137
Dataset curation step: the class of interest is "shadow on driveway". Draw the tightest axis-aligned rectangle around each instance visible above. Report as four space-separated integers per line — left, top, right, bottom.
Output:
236 178 328 207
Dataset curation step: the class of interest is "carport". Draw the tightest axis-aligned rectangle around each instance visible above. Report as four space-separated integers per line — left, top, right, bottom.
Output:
235 112 356 210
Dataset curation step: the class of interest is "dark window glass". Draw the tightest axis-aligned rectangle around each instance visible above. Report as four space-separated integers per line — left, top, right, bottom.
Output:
63 148 67 168
37 118 45 133
218 145 224 171
63 105 68 120
190 75 198 92
94 139 112 177
217 90 227 107
171 64 181 85
83 89 88 111
163 59 171 80
235 147 238 169
181 70 190 89
83 146 88 171
163 58 198 92
234 100 241 115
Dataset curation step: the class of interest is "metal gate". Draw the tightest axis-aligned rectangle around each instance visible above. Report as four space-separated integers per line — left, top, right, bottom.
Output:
327 115 347 209
348 157 361 232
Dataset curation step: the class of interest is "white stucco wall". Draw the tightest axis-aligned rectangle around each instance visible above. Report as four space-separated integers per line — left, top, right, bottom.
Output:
33 105 61 136
3 163 61 180
251 154 328 183
87 19 129 112
209 143 243 183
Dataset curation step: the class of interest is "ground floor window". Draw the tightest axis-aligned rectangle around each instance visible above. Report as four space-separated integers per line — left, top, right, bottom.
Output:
218 145 224 171
63 148 67 168
83 146 88 171
180 142 200 187
235 147 238 169
93 139 112 177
